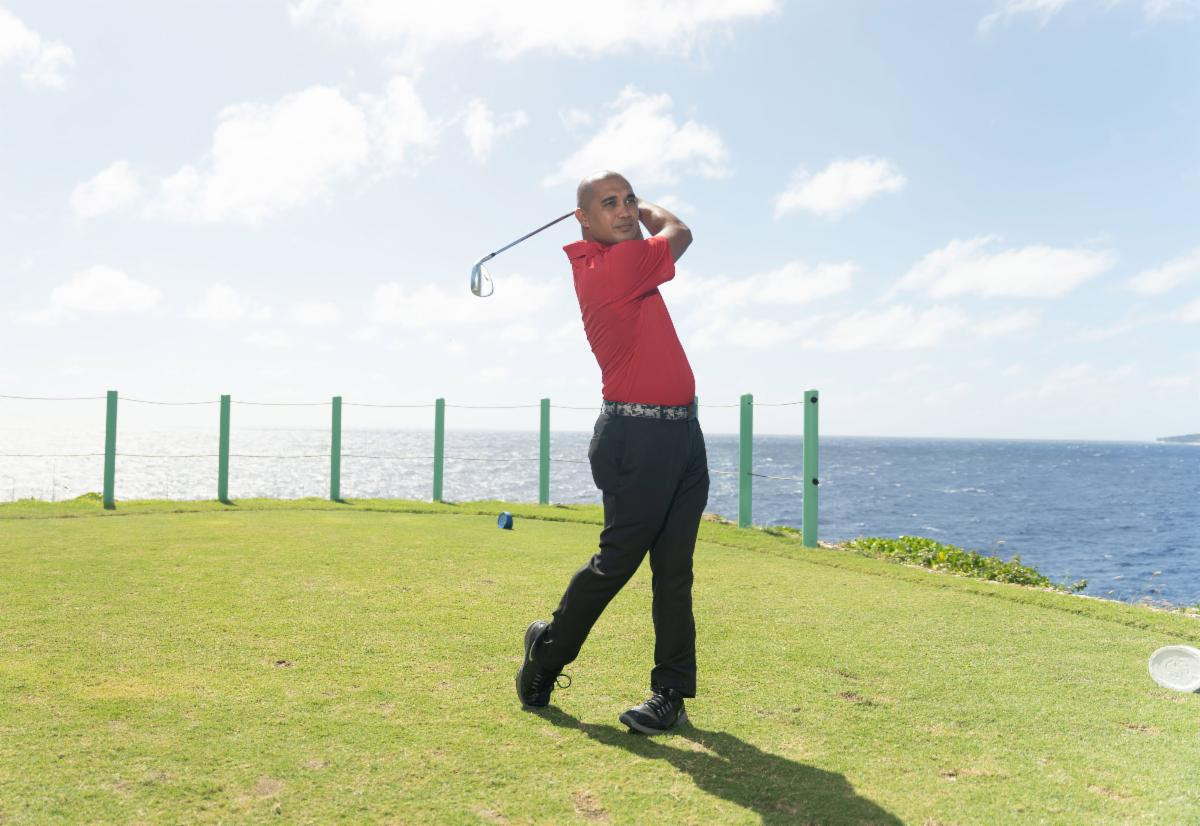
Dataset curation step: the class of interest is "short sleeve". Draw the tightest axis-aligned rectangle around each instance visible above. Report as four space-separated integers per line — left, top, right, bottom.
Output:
605 235 675 299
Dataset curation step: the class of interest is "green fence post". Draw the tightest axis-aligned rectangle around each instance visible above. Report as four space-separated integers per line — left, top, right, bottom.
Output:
739 393 753 528
103 390 118 509
803 389 819 548
433 398 445 502
218 394 230 503
539 398 550 505
330 395 342 502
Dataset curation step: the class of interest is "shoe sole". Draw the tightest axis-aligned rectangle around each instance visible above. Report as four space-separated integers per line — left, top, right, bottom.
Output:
620 708 688 735
516 620 549 708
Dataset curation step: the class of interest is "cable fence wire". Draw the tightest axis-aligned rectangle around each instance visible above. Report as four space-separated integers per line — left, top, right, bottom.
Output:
124 397 219 406
0 394 106 401
4 393 809 408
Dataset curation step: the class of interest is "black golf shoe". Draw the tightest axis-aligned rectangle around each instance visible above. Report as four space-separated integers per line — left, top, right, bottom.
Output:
515 620 569 708
619 687 688 735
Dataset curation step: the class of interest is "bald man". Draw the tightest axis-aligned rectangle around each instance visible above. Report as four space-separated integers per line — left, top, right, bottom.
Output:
516 171 709 735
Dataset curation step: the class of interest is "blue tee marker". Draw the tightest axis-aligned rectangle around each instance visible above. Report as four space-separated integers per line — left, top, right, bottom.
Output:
497 512 514 530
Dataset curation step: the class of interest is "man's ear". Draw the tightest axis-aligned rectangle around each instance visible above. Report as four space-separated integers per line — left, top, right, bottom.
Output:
574 207 589 229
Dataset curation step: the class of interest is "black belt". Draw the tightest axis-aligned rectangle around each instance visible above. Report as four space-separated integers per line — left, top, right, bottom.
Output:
602 399 696 420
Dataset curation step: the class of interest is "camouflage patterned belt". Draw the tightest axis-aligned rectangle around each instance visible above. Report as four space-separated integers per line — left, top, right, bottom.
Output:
601 399 695 420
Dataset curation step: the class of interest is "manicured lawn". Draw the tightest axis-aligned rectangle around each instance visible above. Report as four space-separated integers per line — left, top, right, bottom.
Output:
2 497 1198 823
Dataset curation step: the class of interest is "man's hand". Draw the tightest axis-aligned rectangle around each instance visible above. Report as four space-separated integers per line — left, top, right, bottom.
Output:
638 199 692 262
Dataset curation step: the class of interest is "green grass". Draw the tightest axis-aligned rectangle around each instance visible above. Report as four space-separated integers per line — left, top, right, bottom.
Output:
2 496 1198 824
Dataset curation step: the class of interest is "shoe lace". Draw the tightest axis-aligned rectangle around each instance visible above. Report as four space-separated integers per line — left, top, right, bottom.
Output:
529 669 572 694
645 689 675 718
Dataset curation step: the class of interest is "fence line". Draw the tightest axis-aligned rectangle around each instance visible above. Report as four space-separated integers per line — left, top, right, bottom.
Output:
1 390 820 546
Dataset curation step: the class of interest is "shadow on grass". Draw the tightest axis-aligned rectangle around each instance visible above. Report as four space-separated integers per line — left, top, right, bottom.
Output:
538 707 901 825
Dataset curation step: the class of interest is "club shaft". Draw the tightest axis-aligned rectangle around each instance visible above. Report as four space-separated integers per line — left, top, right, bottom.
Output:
488 211 575 258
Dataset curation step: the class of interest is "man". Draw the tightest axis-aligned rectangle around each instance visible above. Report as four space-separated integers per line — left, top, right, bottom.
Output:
515 170 709 735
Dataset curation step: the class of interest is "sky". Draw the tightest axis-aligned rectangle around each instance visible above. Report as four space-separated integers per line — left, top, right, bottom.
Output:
1 0 1198 440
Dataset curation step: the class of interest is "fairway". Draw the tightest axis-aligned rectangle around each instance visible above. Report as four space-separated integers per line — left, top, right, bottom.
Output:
2 499 1198 824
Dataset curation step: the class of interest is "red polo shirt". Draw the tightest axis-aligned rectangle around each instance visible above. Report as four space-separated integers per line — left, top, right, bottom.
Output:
564 235 695 406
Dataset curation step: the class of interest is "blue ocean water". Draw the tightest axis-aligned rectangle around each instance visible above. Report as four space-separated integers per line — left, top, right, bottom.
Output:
2 428 1197 606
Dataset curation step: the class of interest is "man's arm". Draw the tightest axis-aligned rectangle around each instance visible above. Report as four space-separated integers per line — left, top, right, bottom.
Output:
638 200 692 262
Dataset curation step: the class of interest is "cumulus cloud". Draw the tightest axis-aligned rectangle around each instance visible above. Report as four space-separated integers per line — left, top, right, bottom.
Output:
69 161 143 218
893 236 1116 299
289 301 341 325
669 260 855 349
974 309 1040 337
0 6 74 89
369 273 559 329
187 284 273 322
543 86 730 188
361 76 439 174
149 86 371 225
77 78 438 226
16 266 161 324
244 330 291 349
461 99 527 163
1127 247 1200 295
288 0 779 59
1178 296 1200 323
979 0 1198 32
814 305 971 351
774 157 906 219
1008 362 1136 401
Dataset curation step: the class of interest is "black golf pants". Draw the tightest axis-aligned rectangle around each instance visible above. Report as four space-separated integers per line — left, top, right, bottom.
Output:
537 411 710 697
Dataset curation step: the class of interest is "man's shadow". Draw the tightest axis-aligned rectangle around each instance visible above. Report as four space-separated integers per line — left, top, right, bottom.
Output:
537 707 902 825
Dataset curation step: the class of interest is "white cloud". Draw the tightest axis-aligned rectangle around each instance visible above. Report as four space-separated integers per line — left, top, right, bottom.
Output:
774 157 906 219
1177 296 1200 323
813 305 970 351
1071 316 1153 342
149 86 369 226
461 99 527 163
69 161 143 218
360 76 439 174
1127 247 1200 295
289 0 779 59
884 363 933 384
245 330 291 349
1143 0 1200 20
127 78 436 226
979 0 1198 32
1149 374 1195 389
543 86 730 188
559 107 593 130
925 382 973 405
289 301 341 325
670 260 855 349
479 366 510 383
16 266 161 323
369 273 558 329
188 284 273 322
499 323 539 343
975 309 1040 337
670 260 856 309
894 236 1116 299
654 194 697 216
979 0 1072 32
1001 363 1024 376
0 7 74 89
1008 362 1136 401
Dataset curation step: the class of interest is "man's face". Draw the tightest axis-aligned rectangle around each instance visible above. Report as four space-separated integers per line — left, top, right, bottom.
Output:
577 176 643 244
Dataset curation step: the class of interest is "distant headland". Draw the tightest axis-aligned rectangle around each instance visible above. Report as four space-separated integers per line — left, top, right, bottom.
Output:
1158 433 1200 444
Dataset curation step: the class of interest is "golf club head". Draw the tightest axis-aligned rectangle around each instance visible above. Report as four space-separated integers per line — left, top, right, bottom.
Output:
470 260 494 298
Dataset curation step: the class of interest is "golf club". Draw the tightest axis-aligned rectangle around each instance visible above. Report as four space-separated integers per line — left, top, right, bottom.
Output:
470 210 575 297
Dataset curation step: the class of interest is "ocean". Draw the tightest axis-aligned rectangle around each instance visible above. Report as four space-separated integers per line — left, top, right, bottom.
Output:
2 427 1197 607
